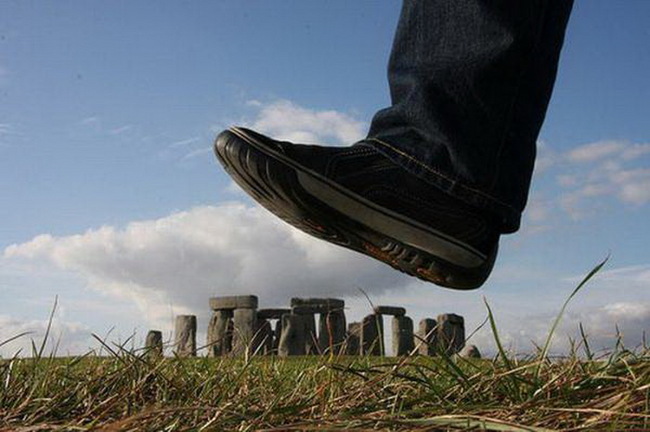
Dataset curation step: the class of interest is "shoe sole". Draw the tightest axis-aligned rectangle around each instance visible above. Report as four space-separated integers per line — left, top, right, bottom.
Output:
214 127 496 289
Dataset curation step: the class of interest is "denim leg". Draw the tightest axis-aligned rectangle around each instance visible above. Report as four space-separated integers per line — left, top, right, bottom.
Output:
367 0 573 233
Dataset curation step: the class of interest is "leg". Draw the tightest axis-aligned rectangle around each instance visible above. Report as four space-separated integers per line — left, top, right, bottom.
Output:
368 0 573 233
213 1 573 289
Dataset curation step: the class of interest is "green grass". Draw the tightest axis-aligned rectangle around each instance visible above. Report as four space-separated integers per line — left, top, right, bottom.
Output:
1 258 649 431
1 349 648 431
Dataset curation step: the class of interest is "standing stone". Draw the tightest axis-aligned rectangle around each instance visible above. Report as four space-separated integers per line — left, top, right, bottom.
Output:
174 315 197 357
459 344 481 359
303 313 318 354
360 314 384 356
145 330 163 357
253 318 274 355
392 316 415 356
318 310 346 354
437 313 465 355
346 322 361 355
206 310 233 357
417 318 438 356
292 306 318 354
278 314 306 356
232 308 257 355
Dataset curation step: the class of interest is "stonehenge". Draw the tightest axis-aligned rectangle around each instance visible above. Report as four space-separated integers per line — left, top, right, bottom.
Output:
145 330 163 357
360 313 384 355
163 295 473 359
346 322 361 355
207 310 233 356
392 315 415 356
278 313 306 356
174 315 196 357
437 313 465 355
459 344 481 359
417 318 438 356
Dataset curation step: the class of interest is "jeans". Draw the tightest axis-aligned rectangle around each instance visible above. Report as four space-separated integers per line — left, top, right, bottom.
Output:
367 0 573 233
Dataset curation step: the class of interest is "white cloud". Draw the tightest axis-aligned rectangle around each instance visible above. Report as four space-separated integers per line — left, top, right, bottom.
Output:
552 139 650 217
534 141 557 174
243 99 367 145
4 204 405 329
566 140 626 163
0 123 19 148
0 314 93 358
621 143 650 161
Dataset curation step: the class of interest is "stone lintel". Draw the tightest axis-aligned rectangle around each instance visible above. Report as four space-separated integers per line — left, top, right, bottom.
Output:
374 305 406 316
257 308 291 320
290 297 344 310
292 305 326 315
439 313 464 324
209 295 258 310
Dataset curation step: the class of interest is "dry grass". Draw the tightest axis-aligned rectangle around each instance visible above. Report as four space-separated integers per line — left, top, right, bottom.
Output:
0 347 648 431
1 259 648 431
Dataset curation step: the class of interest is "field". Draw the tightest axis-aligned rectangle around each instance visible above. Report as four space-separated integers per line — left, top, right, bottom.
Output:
0 346 649 431
1 261 649 431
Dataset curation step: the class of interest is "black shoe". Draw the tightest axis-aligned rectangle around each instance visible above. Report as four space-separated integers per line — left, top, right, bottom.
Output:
214 127 499 289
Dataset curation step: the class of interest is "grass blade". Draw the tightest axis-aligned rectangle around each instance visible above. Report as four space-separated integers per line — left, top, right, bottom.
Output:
484 297 513 371
535 256 609 378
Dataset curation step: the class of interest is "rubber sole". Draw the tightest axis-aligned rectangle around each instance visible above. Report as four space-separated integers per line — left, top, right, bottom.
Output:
214 127 496 289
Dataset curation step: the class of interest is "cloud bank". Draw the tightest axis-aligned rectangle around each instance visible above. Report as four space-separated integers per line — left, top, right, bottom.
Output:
4 204 405 329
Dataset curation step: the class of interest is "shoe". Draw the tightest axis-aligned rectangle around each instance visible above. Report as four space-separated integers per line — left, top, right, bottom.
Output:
214 127 499 289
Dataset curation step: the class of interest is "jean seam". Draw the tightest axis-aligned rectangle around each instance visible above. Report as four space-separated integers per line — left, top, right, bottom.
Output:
368 137 518 213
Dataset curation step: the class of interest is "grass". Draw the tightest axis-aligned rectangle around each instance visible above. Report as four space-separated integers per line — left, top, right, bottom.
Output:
1 259 649 431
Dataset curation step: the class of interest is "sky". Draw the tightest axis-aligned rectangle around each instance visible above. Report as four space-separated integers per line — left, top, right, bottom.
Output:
1 1 649 358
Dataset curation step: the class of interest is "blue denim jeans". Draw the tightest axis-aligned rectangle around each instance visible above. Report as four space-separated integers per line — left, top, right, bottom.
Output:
367 0 573 233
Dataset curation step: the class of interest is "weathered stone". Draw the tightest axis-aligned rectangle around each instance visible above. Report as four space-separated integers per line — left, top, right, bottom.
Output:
253 318 274 355
360 314 384 356
145 330 163 357
318 309 346 354
257 308 291 320
292 305 328 315
232 308 257 355
374 306 406 316
303 313 318 355
206 310 233 357
437 313 465 355
459 344 481 359
174 315 196 357
417 318 437 356
290 298 344 310
278 313 306 356
392 316 415 356
346 322 361 355
209 295 258 310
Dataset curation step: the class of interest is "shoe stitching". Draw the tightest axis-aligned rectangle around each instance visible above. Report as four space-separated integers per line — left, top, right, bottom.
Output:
367 137 518 212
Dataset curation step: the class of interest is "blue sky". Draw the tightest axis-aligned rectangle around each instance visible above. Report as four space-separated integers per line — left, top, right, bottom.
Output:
1 1 649 357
